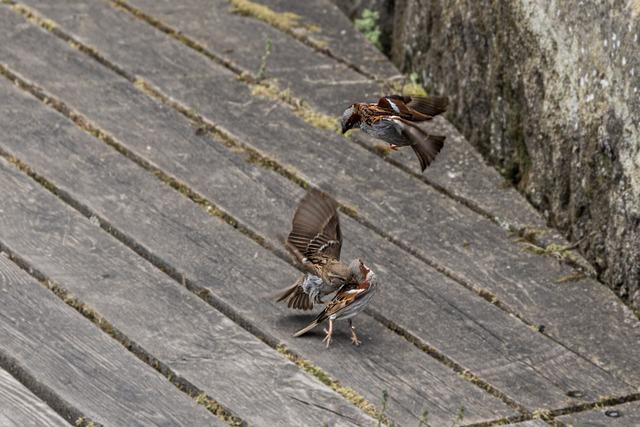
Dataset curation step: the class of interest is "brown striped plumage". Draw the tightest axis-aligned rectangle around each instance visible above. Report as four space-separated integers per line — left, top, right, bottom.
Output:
341 95 449 171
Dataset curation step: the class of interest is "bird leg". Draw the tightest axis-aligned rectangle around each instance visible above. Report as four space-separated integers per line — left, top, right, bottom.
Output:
322 319 334 348
349 319 361 346
389 144 399 151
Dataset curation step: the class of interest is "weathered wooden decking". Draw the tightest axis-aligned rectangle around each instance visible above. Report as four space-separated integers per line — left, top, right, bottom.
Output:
0 1 638 426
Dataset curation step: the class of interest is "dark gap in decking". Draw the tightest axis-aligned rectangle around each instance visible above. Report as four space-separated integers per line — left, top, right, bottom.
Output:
0 63 527 419
367 308 529 415
549 392 640 419
0 246 245 427
0 349 99 427
103 0 539 237
466 392 640 427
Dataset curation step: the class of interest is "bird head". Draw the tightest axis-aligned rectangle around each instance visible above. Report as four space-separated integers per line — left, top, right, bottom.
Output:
348 258 371 283
340 105 361 134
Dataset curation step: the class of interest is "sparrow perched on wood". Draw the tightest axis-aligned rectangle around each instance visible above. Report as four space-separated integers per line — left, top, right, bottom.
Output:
341 95 449 171
275 189 377 347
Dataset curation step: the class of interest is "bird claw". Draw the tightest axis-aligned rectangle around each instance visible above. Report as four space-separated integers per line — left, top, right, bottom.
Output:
322 328 333 348
351 335 362 346
389 144 399 151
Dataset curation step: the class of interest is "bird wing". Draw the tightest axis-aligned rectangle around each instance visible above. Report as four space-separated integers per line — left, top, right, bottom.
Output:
386 117 446 170
312 281 371 324
378 95 449 121
287 189 342 262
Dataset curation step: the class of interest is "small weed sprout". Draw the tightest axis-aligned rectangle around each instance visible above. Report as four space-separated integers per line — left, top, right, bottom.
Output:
354 9 382 50
417 409 429 427
449 406 465 427
256 37 272 81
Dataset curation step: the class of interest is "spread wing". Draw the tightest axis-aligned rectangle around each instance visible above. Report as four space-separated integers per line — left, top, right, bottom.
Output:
385 117 446 170
287 189 342 262
378 95 449 121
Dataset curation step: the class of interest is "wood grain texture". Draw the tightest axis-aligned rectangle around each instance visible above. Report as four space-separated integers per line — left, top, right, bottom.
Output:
557 401 640 427
0 78 512 426
250 0 401 79
0 368 69 427
0 255 219 427
9 0 639 392
123 0 548 231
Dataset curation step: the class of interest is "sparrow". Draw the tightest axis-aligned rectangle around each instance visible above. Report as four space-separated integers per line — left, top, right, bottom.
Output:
275 189 354 310
274 189 377 347
294 260 377 347
340 95 449 171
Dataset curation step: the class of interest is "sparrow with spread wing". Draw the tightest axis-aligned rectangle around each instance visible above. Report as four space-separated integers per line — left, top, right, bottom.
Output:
275 189 353 310
275 189 377 347
341 95 449 171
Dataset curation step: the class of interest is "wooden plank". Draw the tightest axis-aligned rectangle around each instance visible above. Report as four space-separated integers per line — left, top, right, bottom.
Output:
121 0 548 231
0 15 633 416
0 158 375 427
0 368 69 427
0 76 513 427
251 0 400 80
130 0 382 115
11 0 640 390
557 401 640 427
0 255 219 427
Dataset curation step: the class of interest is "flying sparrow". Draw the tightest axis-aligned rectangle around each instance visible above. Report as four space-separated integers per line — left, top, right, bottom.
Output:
340 95 449 171
275 189 353 310
294 260 377 347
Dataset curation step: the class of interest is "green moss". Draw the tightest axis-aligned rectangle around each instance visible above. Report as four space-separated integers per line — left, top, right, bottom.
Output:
354 9 382 50
230 0 302 32
194 392 243 426
249 81 340 132
74 417 96 427
275 344 382 420
256 37 272 81
556 272 586 283
228 0 328 53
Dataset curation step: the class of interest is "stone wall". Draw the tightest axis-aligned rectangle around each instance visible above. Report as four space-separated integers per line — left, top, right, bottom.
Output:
335 0 640 308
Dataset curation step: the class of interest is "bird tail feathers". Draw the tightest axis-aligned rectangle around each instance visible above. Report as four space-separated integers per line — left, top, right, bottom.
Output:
410 133 446 171
293 320 320 337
